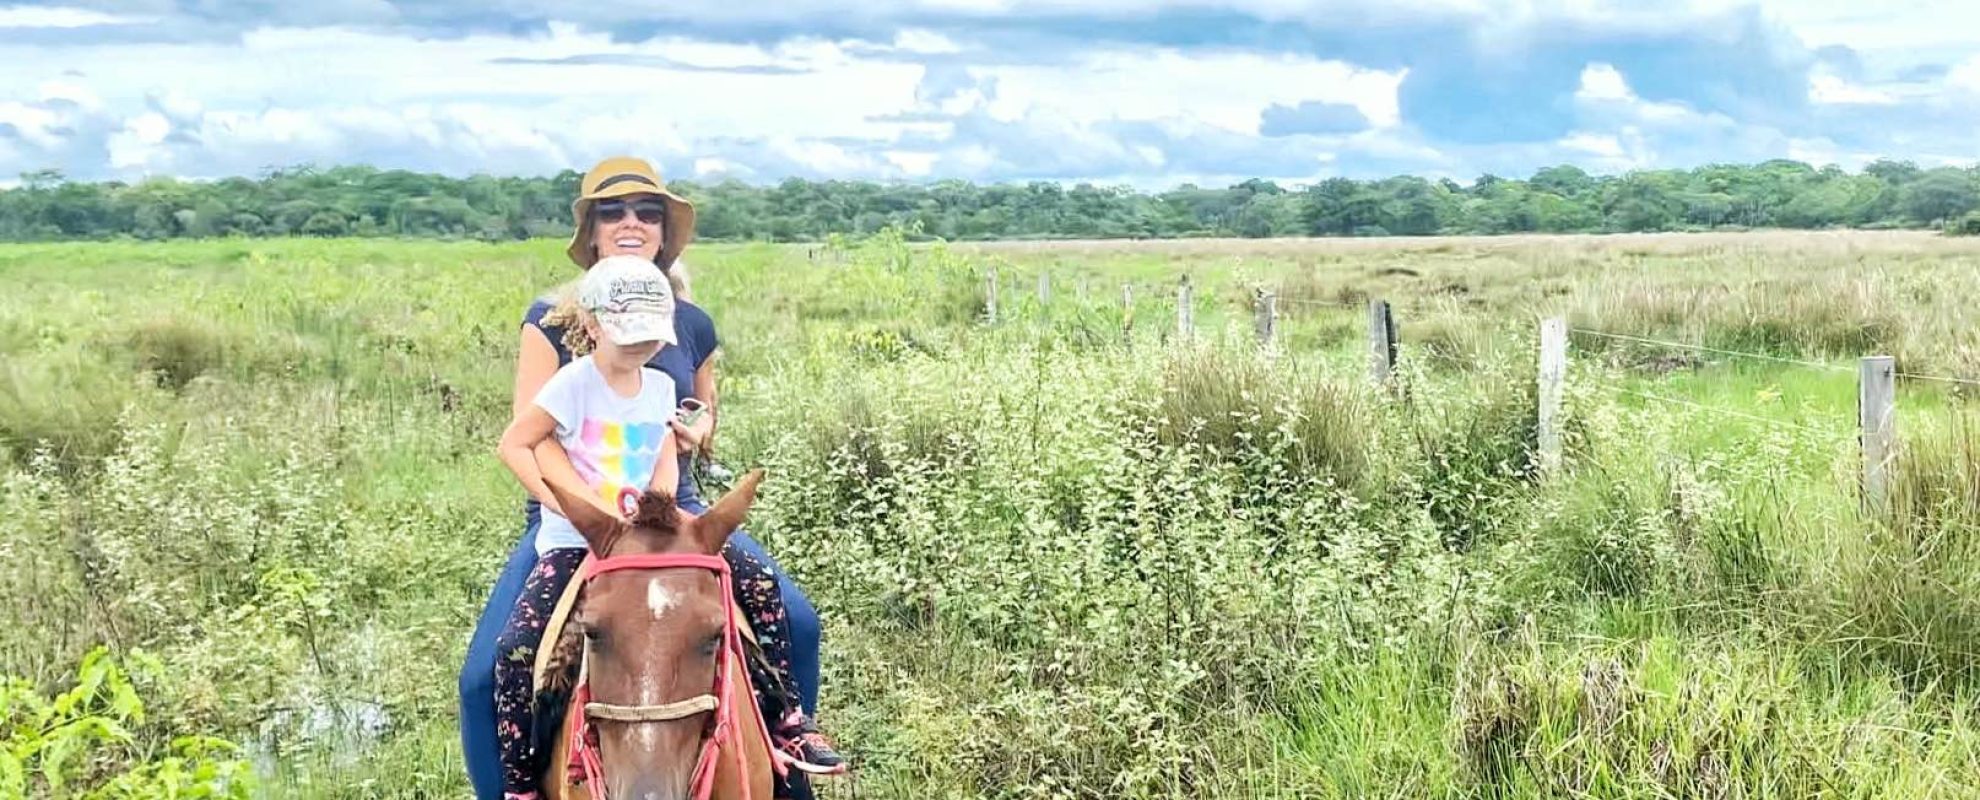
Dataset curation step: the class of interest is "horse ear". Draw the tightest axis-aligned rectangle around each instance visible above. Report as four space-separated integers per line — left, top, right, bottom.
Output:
545 476 624 553
688 468 763 555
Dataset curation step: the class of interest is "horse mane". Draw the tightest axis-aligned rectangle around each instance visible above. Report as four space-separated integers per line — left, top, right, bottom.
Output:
543 625 585 692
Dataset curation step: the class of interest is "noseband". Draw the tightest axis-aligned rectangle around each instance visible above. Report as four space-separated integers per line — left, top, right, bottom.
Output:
566 552 783 800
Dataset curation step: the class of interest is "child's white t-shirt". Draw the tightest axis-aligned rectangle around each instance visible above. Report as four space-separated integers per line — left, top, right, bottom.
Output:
532 355 676 554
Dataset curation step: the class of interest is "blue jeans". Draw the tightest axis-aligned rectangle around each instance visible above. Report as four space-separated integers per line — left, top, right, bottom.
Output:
677 495 822 718
458 505 822 800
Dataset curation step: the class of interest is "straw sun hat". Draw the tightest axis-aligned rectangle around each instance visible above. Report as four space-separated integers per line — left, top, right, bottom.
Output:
565 156 697 272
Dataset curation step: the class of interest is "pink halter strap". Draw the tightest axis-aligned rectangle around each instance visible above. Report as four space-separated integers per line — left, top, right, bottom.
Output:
565 551 784 800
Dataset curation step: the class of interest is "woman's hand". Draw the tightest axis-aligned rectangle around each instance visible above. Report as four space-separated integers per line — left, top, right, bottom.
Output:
668 408 716 456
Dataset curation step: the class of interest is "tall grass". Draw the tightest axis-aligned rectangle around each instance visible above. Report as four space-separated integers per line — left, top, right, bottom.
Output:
5 232 1980 797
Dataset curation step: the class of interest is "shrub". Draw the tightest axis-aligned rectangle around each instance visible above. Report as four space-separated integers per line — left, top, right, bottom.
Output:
0 647 255 798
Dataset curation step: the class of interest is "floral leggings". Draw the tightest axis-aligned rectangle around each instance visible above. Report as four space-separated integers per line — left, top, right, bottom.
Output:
493 543 806 796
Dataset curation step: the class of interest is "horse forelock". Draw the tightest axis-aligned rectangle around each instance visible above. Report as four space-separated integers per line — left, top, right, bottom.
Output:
616 489 683 550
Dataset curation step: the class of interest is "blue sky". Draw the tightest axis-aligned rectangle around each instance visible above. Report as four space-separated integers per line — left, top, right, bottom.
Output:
1 1 1977 189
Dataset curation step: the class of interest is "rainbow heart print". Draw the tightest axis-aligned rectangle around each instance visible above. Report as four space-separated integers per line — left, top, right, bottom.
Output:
570 417 671 517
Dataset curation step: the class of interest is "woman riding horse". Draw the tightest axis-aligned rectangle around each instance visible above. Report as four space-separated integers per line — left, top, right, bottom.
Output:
460 156 842 800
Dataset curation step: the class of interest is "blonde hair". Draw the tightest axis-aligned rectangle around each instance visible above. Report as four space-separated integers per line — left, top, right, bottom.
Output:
538 284 596 357
668 258 693 302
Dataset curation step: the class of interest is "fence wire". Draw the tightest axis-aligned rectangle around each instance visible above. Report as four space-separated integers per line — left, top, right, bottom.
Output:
1896 371 1980 389
1270 297 1363 310
1570 328 1854 374
995 274 1979 404
1606 385 1854 442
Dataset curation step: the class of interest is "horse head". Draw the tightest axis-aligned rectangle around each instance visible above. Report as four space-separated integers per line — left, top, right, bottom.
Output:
543 469 773 800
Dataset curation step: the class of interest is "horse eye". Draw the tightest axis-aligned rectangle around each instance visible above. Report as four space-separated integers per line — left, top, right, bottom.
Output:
699 633 722 659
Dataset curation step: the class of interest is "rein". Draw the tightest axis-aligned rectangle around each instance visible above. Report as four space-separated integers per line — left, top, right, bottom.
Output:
565 552 783 800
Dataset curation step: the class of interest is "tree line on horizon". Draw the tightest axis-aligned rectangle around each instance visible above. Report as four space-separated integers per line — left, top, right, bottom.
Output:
4 159 1979 243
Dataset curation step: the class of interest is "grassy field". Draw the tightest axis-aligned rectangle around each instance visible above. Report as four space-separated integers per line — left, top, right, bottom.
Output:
4 230 1980 798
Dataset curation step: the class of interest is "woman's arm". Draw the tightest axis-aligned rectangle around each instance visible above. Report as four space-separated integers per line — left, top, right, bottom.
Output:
670 348 721 456
514 324 560 418
497 405 564 515
652 424 699 525
646 426 681 498
534 439 582 512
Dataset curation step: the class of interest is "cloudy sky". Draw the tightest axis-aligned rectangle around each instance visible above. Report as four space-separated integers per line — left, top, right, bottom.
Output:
2 1 1978 189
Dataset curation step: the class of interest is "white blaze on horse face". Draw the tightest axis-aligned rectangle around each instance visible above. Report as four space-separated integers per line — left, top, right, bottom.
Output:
647 578 678 620
633 578 677 759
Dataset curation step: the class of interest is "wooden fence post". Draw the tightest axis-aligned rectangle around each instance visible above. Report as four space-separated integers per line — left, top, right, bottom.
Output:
1037 272 1051 306
1369 298 1397 386
1122 285 1134 344
1176 276 1194 340
1254 288 1277 347
985 268 999 325
1860 355 1897 517
1538 317 1568 476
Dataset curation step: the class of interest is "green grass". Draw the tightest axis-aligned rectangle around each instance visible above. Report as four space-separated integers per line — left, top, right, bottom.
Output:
5 231 1980 798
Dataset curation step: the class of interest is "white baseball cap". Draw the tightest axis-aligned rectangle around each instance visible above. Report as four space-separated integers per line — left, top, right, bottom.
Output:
578 255 678 346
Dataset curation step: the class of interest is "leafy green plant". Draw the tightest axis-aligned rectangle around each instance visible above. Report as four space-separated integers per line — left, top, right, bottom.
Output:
1 647 254 798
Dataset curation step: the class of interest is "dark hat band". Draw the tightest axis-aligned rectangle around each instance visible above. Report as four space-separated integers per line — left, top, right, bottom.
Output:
594 173 661 193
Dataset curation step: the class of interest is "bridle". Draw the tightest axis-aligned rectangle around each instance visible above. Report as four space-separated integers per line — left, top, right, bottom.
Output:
565 552 784 800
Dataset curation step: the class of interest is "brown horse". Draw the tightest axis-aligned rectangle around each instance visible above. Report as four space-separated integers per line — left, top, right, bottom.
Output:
537 469 781 800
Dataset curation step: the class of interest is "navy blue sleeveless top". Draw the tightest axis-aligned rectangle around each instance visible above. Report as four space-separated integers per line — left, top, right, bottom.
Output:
520 295 720 511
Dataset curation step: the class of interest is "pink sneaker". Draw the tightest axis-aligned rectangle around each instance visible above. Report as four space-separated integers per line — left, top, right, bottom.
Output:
773 729 849 776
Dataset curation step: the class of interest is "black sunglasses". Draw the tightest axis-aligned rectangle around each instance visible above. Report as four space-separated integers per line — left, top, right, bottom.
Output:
594 198 666 225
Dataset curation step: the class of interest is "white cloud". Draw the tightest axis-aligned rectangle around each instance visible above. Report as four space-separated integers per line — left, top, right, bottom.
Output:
981 49 1404 135
1451 0 1980 56
0 13 1434 185
3 0 1980 187
1343 128 1451 165
917 0 1014 12
1948 55 1980 92
1560 131 1626 159
107 111 170 168
151 89 203 122
768 138 881 175
1572 62 1720 127
0 22 942 180
1576 63 1632 102
1809 73 1898 105
693 157 740 177
0 5 151 28
1784 136 1885 170
884 150 939 175
0 101 65 149
939 87 990 115
36 79 102 111
1553 127 1657 172
1734 0 1980 53
892 28 964 54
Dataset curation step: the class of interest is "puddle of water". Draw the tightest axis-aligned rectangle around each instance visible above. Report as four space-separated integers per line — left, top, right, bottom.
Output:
249 692 394 773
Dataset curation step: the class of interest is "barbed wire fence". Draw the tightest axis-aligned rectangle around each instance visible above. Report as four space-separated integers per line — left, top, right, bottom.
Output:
969 262 1976 518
